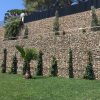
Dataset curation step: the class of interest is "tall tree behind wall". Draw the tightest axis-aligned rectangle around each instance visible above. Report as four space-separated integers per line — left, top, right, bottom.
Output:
23 0 69 11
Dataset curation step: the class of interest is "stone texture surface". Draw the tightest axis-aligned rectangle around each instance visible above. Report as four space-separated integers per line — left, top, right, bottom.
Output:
0 27 4 37
27 9 100 35
0 9 100 79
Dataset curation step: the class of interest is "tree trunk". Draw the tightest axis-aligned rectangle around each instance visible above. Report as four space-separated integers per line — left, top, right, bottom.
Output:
24 62 32 79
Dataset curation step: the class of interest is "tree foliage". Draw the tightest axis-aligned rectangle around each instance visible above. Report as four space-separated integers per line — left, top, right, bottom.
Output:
51 56 58 76
16 45 38 62
4 17 22 40
84 51 95 80
23 0 45 11
4 9 27 23
1 49 7 73
68 48 74 78
36 50 43 76
53 10 59 35
23 0 69 11
91 6 100 31
11 54 18 74
15 45 38 77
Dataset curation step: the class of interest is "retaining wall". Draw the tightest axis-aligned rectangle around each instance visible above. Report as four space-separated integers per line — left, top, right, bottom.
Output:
0 9 100 79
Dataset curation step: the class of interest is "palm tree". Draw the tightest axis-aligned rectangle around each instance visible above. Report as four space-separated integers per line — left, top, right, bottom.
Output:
15 45 38 79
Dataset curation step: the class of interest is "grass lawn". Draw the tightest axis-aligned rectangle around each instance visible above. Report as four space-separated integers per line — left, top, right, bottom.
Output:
0 73 100 100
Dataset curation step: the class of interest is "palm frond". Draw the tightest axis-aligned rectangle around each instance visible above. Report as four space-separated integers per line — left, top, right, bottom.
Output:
32 48 39 60
16 45 38 62
15 45 25 58
25 48 38 62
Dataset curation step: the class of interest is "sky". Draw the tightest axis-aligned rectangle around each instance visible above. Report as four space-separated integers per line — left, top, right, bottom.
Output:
0 0 24 21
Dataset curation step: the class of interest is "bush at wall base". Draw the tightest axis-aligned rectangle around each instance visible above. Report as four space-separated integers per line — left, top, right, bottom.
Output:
84 51 95 80
11 54 18 74
68 48 74 78
51 56 58 77
1 48 7 73
36 50 43 76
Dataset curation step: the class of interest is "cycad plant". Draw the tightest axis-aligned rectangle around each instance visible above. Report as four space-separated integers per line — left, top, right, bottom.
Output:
15 45 38 79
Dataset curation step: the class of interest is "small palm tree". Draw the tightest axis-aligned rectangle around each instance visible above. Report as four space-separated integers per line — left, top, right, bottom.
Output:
15 45 38 79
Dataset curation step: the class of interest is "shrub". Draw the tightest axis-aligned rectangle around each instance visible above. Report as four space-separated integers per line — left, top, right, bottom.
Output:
84 51 95 80
91 6 100 31
51 56 58 76
23 25 28 39
53 10 59 35
4 17 22 40
1 48 7 73
11 54 18 74
68 48 74 78
36 50 43 76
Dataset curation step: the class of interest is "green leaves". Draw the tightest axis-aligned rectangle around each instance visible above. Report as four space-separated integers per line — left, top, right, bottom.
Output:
15 45 38 62
16 45 38 77
53 10 59 35
25 48 38 62
36 50 43 76
51 56 58 76
4 17 22 39
23 0 52 11
68 48 74 78
11 54 18 74
84 51 95 80
15 45 25 58
91 7 100 31
23 0 69 11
